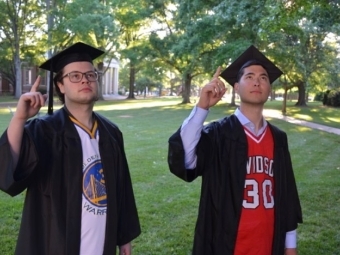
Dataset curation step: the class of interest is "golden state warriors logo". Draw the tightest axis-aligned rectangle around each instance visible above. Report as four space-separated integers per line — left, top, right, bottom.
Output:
83 160 107 207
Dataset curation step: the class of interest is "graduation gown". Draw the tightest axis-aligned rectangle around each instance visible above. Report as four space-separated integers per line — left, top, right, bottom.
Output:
0 107 141 255
168 114 302 255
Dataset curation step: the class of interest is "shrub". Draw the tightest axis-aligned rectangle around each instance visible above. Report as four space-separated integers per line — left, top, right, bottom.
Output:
322 90 330 105
314 92 324 102
38 88 47 95
324 88 340 107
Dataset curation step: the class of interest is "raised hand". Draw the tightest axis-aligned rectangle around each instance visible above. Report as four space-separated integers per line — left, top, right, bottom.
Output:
8 76 48 166
197 66 227 110
14 76 48 120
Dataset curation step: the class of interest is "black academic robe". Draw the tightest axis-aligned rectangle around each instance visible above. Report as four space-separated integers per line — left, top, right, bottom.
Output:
168 114 302 255
0 107 141 255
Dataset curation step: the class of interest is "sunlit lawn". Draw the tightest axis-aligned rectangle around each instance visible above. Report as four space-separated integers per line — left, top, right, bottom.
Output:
264 99 340 129
1 96 339 128
0 97 339 254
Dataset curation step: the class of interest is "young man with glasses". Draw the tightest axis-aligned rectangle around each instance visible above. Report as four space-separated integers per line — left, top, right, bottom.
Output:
0 42 141 255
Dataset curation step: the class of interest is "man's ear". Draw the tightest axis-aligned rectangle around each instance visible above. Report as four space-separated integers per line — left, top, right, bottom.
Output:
57 81 65 94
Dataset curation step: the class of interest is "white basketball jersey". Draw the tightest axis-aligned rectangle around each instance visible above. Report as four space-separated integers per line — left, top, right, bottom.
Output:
71 117 107 255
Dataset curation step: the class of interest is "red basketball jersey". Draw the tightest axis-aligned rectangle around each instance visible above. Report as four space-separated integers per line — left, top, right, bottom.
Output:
234 126 275 255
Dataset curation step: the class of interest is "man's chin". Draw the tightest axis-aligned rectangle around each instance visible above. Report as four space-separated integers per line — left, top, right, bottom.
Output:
242 99 267 105
76 96 98 104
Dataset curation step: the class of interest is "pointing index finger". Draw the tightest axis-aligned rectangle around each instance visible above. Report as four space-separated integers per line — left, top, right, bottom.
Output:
30 76 41 92
213 66 221 79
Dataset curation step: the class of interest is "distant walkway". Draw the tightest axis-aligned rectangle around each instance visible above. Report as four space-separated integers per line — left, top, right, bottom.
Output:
103 94 126 100
264 109 340 135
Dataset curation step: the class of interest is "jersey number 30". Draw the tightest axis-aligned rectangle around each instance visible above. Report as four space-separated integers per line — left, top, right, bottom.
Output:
243 179 274 209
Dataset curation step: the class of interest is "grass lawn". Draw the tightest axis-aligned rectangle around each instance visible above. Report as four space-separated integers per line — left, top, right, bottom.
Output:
264 99 340 129
0 97 339 254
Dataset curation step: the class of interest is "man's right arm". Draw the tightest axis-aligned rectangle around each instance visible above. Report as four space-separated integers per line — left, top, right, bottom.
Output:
168 66 226 180
180 66 226 169
180 106 209 169
7 76 46 168
7 117 27 168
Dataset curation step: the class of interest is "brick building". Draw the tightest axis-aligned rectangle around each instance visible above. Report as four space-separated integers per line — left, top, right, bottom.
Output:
0 60 119 97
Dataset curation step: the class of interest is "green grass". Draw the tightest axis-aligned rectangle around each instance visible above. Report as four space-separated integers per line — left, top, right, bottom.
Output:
264 100 340 129
0 97 339 254
0 95 17 103
1 97 339 128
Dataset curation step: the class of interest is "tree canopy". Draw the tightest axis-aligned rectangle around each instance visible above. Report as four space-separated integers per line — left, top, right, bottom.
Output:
0 0 339 104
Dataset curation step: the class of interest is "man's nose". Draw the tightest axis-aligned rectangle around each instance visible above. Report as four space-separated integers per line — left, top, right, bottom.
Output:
81 74 90 83
253 78 260 86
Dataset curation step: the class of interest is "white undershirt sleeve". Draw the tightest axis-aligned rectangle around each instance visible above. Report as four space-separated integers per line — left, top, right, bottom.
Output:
285 229 297 248
180 106 209 169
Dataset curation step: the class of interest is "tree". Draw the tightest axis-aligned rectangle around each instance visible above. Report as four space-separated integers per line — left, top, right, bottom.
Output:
113 0 157 99
149 0 273 104
41 0 120 100
0 0 44 98
260 0 340 106
210 0 270 105
149 1 217 104
135 76 162 97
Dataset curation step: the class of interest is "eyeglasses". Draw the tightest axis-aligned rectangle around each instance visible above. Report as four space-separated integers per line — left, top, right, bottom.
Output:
61 71 99 83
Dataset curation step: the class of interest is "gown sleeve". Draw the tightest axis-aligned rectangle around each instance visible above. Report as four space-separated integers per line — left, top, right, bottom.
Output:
98 120 141 246
0 128 39 196
282 133 303 229
168 121 220 183
116 133 141 245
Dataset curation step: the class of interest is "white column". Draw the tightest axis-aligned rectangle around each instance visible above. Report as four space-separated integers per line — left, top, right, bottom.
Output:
103 59 120 95
114 67 118 94
110 68 113 94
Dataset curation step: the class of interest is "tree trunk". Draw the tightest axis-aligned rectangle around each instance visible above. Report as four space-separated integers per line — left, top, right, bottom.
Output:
295 81 307 106
170 77 180 96
229 87 236 106
282 87 288 115
270 90 275 101
46 0 54 100
158 86 162 97
170 81 175 96
97 62 104 100
170 83 175 96
14 49 22 98
127 61 136 99
181 73 191 104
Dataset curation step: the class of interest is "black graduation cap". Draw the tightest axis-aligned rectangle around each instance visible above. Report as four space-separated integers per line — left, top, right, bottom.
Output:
39 42 104 114
220 45 283 87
